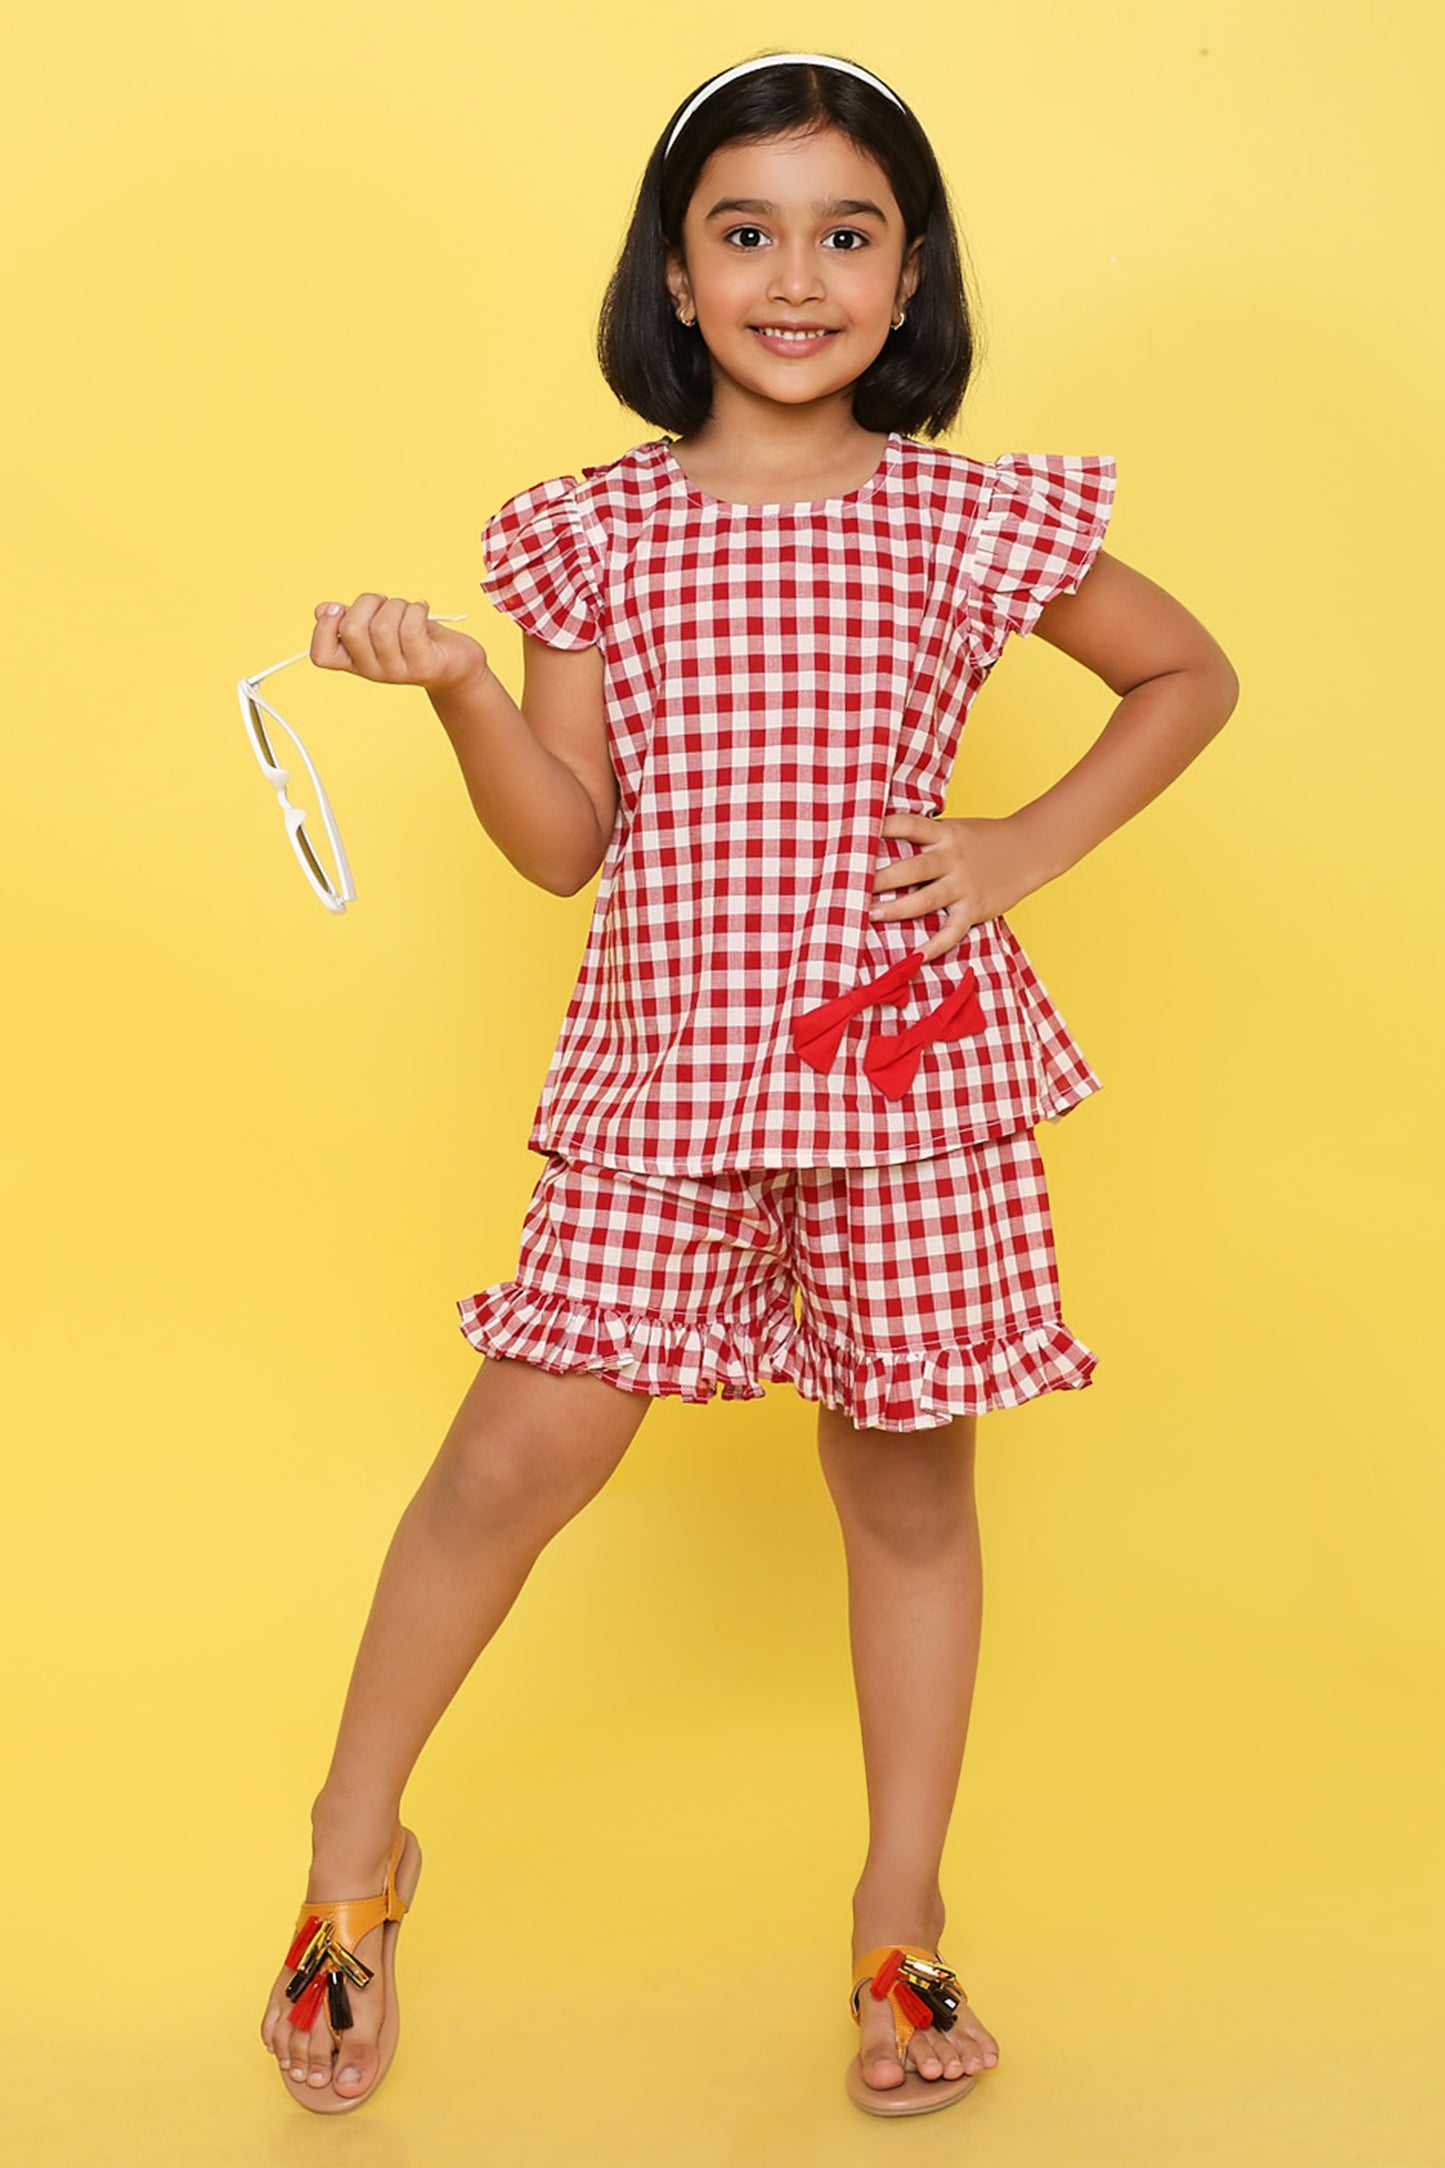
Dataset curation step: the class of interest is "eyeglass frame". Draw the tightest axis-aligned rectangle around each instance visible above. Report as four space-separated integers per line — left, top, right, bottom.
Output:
237 613 467 913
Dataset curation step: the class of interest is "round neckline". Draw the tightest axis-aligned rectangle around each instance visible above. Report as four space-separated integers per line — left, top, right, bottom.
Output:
657 430 902 513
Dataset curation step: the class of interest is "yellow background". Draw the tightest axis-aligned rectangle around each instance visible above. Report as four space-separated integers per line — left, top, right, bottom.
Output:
3 2 1441 2160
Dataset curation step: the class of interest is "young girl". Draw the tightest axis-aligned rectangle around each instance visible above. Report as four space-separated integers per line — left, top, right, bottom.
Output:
258 48 1238 2121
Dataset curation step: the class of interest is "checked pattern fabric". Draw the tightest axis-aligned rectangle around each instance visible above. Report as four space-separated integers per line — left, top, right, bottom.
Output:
474 433 1115 1175
456 1133 1099 1432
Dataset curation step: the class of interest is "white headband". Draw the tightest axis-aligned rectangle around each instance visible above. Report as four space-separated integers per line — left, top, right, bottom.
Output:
664 54 906 159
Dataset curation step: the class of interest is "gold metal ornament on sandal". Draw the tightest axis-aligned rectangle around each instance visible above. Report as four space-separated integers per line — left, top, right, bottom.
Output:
853 1946 965 2030
282 1912 373 2036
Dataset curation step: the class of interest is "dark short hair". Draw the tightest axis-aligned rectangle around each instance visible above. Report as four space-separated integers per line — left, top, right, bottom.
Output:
597 50 983 441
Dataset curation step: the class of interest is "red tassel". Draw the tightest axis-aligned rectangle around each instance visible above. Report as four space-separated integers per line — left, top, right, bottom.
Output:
894 1978 934 2028
287 1973 329 2032
285 1915 322 1969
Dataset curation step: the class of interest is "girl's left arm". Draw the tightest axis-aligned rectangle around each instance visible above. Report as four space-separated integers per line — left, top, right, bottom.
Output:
874 551 1240 959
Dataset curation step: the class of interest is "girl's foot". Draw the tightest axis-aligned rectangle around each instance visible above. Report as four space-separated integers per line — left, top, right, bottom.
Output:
259 1811 404 2106
851 1887 1000 2093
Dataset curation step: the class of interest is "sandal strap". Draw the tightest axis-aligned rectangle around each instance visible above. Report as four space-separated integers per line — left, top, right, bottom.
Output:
849 1943 969 2064
288 1825 409 1954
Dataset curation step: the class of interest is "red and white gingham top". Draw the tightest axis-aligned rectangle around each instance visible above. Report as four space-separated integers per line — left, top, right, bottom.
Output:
478 432 1116 1175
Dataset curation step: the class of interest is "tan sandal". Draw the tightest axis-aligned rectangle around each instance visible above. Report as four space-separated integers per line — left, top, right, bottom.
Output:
846 1942 979 2116
272 1824 423 2114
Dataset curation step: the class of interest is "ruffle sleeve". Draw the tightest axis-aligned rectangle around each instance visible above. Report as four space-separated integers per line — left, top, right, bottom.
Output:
479 474 606 650
963 453 1116 672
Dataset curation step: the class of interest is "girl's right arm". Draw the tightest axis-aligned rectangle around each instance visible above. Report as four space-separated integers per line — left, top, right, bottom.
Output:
310 593 616 898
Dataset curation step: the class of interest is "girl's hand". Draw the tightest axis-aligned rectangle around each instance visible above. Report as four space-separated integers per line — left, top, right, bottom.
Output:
310 594 490 695
870 813 1037 963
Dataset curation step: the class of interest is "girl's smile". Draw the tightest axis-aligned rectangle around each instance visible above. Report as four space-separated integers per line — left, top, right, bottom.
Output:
749 323 841 354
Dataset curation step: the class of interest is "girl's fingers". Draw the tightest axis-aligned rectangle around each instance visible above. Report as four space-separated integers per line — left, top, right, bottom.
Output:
918 905 975 964
327 592 388 675
311 593 448 681
365 594 412 676
874 841 943 892
873 859 924 894
396 598 437 675
310 601 354 670
874 875 948 919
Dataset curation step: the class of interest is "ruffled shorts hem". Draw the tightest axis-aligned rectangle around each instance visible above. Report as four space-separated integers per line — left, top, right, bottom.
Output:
771 1318 1098 1432
456 1281 797 1405
457 1283 1096 1432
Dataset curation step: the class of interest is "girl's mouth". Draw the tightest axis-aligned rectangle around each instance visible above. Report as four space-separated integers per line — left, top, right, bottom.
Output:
749 326 840 357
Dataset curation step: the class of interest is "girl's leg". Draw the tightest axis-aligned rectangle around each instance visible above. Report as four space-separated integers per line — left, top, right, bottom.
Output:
260 1353 651 2101
816 1405 1001 2092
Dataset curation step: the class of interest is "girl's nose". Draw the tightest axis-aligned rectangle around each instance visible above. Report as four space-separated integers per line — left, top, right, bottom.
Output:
767 244 826 301
768 271 825 304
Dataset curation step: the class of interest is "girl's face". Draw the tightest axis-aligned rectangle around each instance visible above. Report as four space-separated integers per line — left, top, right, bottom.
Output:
667 126 922 419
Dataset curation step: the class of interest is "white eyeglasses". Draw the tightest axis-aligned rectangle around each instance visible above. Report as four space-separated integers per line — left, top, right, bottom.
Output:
237 616 467 912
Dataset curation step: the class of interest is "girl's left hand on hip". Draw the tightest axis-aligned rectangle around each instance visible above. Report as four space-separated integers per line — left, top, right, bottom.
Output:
870 813 1033 964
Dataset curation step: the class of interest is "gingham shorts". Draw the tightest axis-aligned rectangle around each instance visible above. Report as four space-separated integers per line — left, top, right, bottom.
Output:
456 1134 1098 1435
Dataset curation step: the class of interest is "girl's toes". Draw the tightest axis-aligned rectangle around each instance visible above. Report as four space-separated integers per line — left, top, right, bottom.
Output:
858 2009 906 2088
331 1966 383 2098
971 2025 999 2069
303 2024 336 2087
286 2013 324 2082
269 2010 293 2067
950 2018 996 2072
261 1970 294 2056
862 2047 905 2089
911 2031 944 2077
332 2040 377 2098
276 2017 305 2079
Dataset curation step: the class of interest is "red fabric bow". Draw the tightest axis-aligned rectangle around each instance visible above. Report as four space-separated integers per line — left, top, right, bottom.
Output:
790 948 987 1101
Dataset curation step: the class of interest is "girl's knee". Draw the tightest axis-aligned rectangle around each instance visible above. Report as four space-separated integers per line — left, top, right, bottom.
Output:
818 1408 978 1544
433 1357 647 1526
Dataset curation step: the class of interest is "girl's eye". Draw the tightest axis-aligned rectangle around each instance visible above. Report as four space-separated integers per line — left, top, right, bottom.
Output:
721 226 870 251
